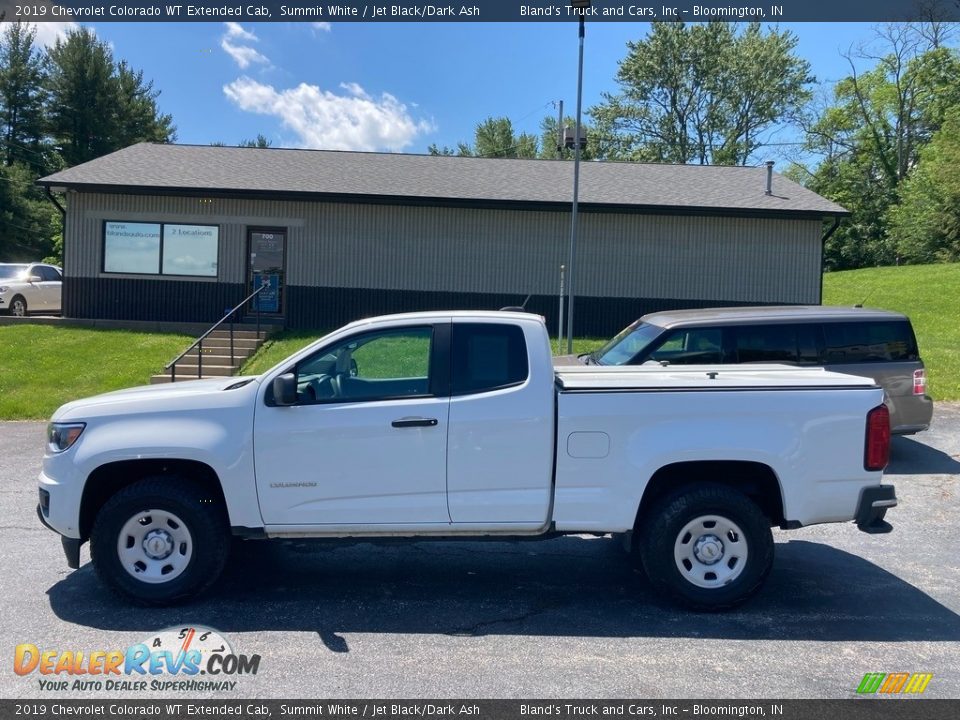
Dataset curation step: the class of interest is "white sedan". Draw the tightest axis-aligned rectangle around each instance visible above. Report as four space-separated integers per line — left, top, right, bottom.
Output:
0 263 62 316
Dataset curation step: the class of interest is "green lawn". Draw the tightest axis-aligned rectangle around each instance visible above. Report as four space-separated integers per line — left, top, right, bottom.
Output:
823 262 960 400
0 326 191 420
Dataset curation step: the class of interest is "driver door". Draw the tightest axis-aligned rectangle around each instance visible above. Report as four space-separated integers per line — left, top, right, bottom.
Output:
254 324 451 527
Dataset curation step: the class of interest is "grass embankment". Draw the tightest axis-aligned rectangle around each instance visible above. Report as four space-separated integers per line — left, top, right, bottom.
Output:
823 263 960 400
0 326 191 420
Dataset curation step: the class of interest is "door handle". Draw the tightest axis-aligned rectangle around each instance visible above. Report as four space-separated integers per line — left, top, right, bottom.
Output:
391 418 438 428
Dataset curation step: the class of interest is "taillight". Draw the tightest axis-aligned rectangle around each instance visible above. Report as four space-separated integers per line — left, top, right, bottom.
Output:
913 368 926 396
865 405 891 471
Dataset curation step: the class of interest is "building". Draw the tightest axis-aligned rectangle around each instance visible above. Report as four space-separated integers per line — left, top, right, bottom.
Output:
38 143 846 336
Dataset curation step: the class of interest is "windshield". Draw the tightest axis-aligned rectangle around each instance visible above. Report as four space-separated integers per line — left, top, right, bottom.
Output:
0 265 28 280
594 321 666 365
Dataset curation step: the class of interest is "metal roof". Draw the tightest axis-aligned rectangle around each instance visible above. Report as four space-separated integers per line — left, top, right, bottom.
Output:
38 143 847 218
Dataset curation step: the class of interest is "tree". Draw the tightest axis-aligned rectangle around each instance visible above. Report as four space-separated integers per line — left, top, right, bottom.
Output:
800 26 960 268
45 28 174 167
0 22 50 173
590 22 813 165
889 109 960 263
0 161 58 261
239 134 272 148
428 117 538 158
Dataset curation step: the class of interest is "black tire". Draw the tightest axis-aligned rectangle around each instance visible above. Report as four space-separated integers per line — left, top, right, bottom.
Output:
90 476 230 605
10 295 27 317
637 483 773 612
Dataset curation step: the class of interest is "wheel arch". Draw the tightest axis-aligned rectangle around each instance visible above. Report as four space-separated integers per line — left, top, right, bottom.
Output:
79 459 227 541
634 460 786 531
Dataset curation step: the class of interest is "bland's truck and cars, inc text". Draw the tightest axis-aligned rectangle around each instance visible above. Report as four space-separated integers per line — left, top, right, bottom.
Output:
37 311 896 611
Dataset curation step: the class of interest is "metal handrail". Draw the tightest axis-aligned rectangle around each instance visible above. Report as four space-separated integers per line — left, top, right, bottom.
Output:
166 283 269 382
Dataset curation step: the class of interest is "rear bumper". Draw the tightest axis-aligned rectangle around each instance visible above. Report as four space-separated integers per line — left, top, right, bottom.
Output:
855 485 897 534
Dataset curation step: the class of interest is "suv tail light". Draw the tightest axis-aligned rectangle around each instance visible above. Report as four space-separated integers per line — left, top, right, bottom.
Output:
865 404 891 471
913 368 926 396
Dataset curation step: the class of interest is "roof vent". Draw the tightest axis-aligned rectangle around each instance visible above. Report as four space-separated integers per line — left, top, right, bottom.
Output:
765 161 774 195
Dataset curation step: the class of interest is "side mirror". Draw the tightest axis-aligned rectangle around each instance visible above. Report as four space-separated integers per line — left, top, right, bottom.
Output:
272 373 297 406
29 275 42 283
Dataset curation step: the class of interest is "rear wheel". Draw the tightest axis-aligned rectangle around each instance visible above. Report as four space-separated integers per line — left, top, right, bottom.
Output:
90 476 230 605
638 483 773 611
10 295 27 316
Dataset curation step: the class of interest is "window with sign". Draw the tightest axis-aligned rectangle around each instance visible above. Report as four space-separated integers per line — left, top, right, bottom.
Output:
103 222 219 277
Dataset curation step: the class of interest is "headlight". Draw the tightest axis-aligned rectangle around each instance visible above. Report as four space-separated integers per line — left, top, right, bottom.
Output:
47 423 85 453
0 286 8 293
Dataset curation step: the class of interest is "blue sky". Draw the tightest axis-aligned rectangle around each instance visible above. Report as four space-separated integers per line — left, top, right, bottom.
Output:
19 21 878 163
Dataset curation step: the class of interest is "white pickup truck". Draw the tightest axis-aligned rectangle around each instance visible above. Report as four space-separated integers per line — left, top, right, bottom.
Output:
38 311 897 611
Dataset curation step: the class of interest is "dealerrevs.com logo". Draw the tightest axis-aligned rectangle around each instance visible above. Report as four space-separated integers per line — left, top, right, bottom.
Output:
14 626 260 692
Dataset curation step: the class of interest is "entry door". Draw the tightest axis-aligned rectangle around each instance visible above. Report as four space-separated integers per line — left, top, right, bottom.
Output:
254 325 451 526
248 229 285 314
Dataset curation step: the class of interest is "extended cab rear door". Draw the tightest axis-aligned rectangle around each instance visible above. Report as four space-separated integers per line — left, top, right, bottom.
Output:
446 319 555 526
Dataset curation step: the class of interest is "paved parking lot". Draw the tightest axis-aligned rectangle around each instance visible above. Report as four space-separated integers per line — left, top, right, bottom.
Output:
1 406 958 699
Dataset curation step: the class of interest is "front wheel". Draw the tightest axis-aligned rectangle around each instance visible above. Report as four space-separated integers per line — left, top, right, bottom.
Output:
638 484 773 611
9 295 27 316
90 477 230 605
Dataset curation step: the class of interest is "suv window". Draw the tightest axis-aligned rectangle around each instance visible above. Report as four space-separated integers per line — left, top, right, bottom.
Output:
36 266 61 282
451 323 528 395
648 328 723 365
733 324 820 364
822 321 918 363
295 326 433 403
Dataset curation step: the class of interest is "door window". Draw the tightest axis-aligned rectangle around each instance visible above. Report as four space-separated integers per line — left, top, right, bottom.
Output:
451 323 528 395
648 328 723 365
296 327 434 403
733 324 819 364
37 266 61 282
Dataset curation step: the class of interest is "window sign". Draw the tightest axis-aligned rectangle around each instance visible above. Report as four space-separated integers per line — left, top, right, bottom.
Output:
103 222 161 274
162 225 218 277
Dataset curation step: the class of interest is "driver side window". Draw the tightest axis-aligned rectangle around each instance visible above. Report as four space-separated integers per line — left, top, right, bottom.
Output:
295 327 433 403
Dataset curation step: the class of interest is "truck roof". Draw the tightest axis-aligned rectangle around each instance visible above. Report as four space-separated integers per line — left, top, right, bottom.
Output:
643 305 907 329
342 310 544 330
556 364 879 391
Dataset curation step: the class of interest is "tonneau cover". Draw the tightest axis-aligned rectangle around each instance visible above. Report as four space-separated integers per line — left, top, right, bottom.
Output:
555 364 878 391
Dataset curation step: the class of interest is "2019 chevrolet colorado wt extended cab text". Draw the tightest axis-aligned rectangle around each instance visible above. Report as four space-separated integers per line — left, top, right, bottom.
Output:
38 311 896 611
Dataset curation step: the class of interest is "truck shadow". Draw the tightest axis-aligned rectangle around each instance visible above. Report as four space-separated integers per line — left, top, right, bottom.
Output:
46 536 960 649
886 436 960 476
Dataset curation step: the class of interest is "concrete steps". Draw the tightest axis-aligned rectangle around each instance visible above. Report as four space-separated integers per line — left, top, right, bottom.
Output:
152 326 274 384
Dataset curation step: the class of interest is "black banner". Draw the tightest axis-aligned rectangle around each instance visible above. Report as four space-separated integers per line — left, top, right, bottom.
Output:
3 700 960 720
2 0 960 23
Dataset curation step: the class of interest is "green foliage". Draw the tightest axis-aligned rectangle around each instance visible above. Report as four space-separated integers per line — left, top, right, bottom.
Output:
0 23 175 262
822 262 960 400
428 116 539 158
889 110 960 263
590 22 812 165
45 28 175 167
801 31 960 269
0 22 52 174
0 326 192 419
239 134 272 148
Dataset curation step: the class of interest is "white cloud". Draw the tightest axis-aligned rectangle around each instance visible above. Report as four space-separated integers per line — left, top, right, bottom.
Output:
224 22 258 41
221 38 269 69
0 21 78 47
311 22 332 33
219 23 268 69
223 77 435 152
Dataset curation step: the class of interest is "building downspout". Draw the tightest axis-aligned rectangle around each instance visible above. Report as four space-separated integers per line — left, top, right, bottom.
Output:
819 216 842 304
45 187 68 313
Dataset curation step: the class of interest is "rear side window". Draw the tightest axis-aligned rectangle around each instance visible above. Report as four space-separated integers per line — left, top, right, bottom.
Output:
451 323 529 395
822 321 918 363
733 324 819 364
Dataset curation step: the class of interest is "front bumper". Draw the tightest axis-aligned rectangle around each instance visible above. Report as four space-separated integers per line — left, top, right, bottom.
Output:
855 485 897 534
36 503 81 568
